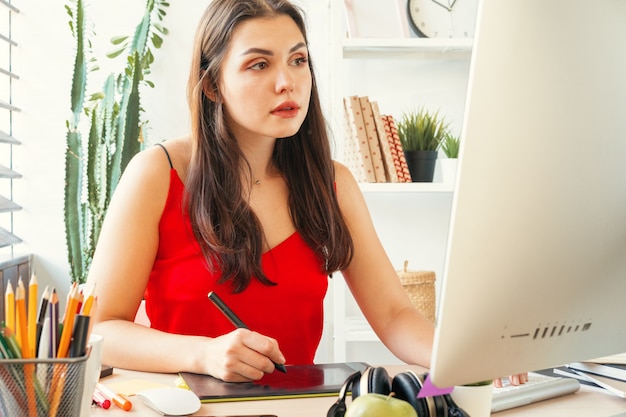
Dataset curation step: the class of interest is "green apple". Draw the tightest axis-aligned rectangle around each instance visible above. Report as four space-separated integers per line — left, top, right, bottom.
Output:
345 393 417 417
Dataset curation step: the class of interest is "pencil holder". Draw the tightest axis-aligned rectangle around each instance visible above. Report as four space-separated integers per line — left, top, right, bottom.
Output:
397 260 436 323
0 354 88 417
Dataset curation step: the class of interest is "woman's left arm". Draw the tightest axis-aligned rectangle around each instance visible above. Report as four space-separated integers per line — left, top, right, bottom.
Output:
334 162 434 368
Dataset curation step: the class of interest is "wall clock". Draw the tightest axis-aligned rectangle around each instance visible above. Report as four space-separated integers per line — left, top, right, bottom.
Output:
407 0 478 38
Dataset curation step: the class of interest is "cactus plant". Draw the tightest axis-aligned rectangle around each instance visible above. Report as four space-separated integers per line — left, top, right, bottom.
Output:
64 0 169 283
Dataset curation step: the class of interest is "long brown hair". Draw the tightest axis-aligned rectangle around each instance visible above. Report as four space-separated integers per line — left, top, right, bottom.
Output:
186 0 353 292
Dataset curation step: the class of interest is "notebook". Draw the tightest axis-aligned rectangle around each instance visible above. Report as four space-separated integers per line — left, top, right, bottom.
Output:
179 362 369 402
567 362 626 383
563 365 626 398
491 371 581 413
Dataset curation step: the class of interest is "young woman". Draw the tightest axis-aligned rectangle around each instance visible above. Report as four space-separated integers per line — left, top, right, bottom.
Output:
88 0 438 383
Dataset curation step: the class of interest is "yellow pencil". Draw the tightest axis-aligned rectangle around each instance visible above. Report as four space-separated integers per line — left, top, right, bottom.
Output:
4 281 14 333
16 279 28 354
81 284 95 316
28 272 38 358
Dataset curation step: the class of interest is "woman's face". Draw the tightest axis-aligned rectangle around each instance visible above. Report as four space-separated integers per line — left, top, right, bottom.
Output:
218 15 312 144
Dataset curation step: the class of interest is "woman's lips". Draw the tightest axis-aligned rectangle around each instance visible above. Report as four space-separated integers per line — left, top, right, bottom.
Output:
271 101 300 117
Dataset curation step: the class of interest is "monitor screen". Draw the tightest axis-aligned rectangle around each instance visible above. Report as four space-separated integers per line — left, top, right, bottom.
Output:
430 0 626 388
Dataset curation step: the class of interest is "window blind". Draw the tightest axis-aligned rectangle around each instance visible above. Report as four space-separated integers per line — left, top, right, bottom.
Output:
0 0 21 250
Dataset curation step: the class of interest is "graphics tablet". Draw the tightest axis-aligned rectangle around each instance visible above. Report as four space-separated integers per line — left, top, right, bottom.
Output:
180 362 369 402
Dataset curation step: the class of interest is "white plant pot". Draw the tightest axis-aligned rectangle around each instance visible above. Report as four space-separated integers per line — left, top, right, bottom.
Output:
438 158 459 185
450 381 494 417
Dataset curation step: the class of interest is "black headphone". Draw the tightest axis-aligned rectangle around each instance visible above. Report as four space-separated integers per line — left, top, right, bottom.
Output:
327 367 470 417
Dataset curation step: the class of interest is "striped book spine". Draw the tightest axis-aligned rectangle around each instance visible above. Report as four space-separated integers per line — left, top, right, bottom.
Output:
382 115 412 183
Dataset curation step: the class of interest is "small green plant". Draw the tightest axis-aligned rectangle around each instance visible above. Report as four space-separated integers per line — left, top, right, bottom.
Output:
396 107 449 152
441 132 461 158
464 380 493 386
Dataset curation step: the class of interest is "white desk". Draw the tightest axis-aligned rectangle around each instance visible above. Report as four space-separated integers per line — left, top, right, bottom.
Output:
90 365 626 416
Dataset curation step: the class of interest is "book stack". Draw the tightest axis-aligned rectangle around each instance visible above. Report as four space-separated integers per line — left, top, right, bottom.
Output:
343 95 412 183
562 359 626 398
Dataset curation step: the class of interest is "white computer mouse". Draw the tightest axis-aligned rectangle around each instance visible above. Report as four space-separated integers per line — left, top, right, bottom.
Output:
135 387 202 416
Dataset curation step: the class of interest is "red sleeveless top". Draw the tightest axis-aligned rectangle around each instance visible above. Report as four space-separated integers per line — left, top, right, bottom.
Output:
144 170 328 365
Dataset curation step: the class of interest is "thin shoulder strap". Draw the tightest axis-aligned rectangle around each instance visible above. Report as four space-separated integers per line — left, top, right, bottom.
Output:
155 142 173 169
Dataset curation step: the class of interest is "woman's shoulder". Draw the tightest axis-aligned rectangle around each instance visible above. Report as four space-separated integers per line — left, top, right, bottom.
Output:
116 137 189 195
157 137 192 166
333 160 360 194
129 137 191 175
332 160 370 219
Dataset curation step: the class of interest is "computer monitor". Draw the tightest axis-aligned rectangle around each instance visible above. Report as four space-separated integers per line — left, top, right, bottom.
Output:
429 0 626 388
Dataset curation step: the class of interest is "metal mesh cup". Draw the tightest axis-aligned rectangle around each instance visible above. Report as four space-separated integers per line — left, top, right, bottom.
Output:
0 355 88 417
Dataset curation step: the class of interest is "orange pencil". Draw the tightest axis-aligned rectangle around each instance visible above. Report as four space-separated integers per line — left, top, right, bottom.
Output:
50 283 80 416
16 279 37 416
4 281 14 333
57 283 80 358
28 272 38 358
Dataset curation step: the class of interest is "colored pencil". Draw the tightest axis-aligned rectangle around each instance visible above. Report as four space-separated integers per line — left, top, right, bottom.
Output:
15 279 36 416
81 284 95 316
37 316 51 358
27 273 38 358
35 285 49 355
4 282 14 334
50 283 80 417
15 279 29 356
57 283 80 358
49 289 59 358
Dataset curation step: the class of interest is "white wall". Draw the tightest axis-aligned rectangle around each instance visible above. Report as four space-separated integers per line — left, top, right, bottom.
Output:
11 1 76 297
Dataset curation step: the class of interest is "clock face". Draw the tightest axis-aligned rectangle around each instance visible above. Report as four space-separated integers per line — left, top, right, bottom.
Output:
407 0 478 38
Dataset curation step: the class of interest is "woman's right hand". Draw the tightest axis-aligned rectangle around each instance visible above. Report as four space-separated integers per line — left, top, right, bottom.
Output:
199 328 286 382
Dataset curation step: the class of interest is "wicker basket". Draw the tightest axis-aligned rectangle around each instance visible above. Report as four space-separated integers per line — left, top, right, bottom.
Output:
397 260 436 323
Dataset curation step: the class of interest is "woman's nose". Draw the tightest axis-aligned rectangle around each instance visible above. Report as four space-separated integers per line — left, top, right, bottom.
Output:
275 67 295 93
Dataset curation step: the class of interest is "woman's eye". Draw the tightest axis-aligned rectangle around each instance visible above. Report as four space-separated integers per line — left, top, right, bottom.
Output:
292 57 308 66
250 61 268 70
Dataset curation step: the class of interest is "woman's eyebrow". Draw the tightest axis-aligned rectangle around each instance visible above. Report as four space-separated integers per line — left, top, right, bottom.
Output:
289 42 307 53
240 42 307 57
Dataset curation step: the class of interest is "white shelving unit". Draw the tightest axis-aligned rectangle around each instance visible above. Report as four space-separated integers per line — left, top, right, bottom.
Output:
326 0 474 363
342 37 472 58
359 182 454 193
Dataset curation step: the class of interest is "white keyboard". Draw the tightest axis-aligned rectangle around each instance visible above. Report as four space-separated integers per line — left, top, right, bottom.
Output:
491 372 581 413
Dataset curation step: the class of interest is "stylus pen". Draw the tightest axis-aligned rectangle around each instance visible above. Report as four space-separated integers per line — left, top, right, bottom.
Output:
208 291 287 373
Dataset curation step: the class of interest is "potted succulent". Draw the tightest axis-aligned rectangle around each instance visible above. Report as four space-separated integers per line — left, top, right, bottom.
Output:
396 108 449 182
439 131 460 184
441 131 460 159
